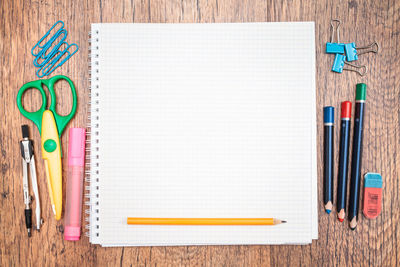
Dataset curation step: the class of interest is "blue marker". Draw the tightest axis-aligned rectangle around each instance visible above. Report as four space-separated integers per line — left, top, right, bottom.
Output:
337 101 352 222
323 107 334 214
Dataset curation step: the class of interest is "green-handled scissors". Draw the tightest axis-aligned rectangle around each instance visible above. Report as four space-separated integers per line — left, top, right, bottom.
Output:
16 75 77 220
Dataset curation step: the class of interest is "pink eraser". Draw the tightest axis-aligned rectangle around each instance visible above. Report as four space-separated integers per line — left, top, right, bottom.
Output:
363 173 382 219
68 128 86 167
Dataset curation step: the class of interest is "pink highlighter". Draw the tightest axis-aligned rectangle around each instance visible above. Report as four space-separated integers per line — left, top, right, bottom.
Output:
64 128 86 241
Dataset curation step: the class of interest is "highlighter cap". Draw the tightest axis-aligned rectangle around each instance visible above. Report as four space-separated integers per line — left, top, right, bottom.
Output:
356 83 367 101
64 226 80 241
323 106 334 123
68 128 86 167
341 101 352 119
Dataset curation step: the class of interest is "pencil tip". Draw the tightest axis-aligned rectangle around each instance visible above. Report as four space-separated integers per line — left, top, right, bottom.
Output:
349 217 357 230
281 220 287 223
324 202 333 212
338 209 345 222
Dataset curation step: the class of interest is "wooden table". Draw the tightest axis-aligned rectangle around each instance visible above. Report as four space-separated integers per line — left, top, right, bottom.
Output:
1 0 399 266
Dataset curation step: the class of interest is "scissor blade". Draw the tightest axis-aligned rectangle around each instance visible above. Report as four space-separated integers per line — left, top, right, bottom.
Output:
41 110 63 220
43 159 56 216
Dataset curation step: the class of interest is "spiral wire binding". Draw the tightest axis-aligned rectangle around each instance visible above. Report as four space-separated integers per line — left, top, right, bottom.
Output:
84 29 101 241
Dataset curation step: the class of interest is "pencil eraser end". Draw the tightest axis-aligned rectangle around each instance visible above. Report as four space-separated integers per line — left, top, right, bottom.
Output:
341 101 352 118
64 226 80 241
68 128 86 167
356 83 367 101
323 106 334 123
363 173 382 219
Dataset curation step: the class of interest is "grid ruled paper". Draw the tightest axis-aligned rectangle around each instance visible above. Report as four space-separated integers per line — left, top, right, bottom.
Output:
90 23 317 246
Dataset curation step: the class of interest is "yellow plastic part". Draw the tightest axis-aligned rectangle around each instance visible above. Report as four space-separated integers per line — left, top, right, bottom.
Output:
41 110 62 220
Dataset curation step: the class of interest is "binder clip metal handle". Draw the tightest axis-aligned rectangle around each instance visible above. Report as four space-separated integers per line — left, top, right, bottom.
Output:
357 42 379 55
343 61 367 76
332 54 367 76
326 19 344 54
330 19 341 43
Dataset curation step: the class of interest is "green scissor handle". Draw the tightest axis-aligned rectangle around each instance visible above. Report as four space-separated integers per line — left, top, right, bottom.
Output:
16 75 77 135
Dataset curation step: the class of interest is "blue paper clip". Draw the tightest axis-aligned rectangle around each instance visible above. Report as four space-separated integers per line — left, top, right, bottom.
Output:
332 54 367 76
344 42 379 62
326 19 345 54
31 21 64 57
40 29 68 59
33 30 68 68
32 20 79 78
36 43 79 78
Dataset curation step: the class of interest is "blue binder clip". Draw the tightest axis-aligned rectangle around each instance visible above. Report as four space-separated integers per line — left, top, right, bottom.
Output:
344 42 379 62
332 54 367 76
344 43 357 61
332 54 345 73
326 19 345 54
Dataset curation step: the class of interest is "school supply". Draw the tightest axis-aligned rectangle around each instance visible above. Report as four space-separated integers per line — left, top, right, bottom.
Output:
348 84 367 230
16 75 77 220
363 173 382 219
326 19 378 76
64 128 86 241
127 217 286 225
323 106 334 214
85 23 317 246
326 19 344 54
331 54 367 76
337 101 352 222
344 42 379 62
20 125 42 236
31 21 79 78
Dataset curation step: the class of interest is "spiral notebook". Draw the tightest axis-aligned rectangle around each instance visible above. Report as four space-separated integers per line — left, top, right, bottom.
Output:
86 22 317 246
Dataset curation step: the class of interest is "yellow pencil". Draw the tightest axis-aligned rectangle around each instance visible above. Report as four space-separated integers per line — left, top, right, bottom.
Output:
127 217 286 225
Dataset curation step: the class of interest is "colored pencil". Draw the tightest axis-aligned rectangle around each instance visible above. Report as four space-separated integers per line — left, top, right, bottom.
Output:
337 101 352 222
348 84 367 230
323 106 334 214
127 217 286 225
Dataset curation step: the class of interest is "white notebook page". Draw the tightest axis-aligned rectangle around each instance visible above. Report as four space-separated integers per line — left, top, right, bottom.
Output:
90 22 317 245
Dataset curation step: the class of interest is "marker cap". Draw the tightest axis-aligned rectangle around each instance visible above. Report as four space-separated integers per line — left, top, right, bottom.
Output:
68 128 86 167
356 83 367 101
341 101 352 119
64 226 80 241
323 106 334 123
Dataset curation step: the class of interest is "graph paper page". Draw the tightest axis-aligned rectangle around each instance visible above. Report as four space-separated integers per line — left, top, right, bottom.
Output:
90 22 316 245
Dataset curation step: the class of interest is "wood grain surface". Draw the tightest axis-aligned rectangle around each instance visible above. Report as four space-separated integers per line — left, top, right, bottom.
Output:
1 0 399 266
